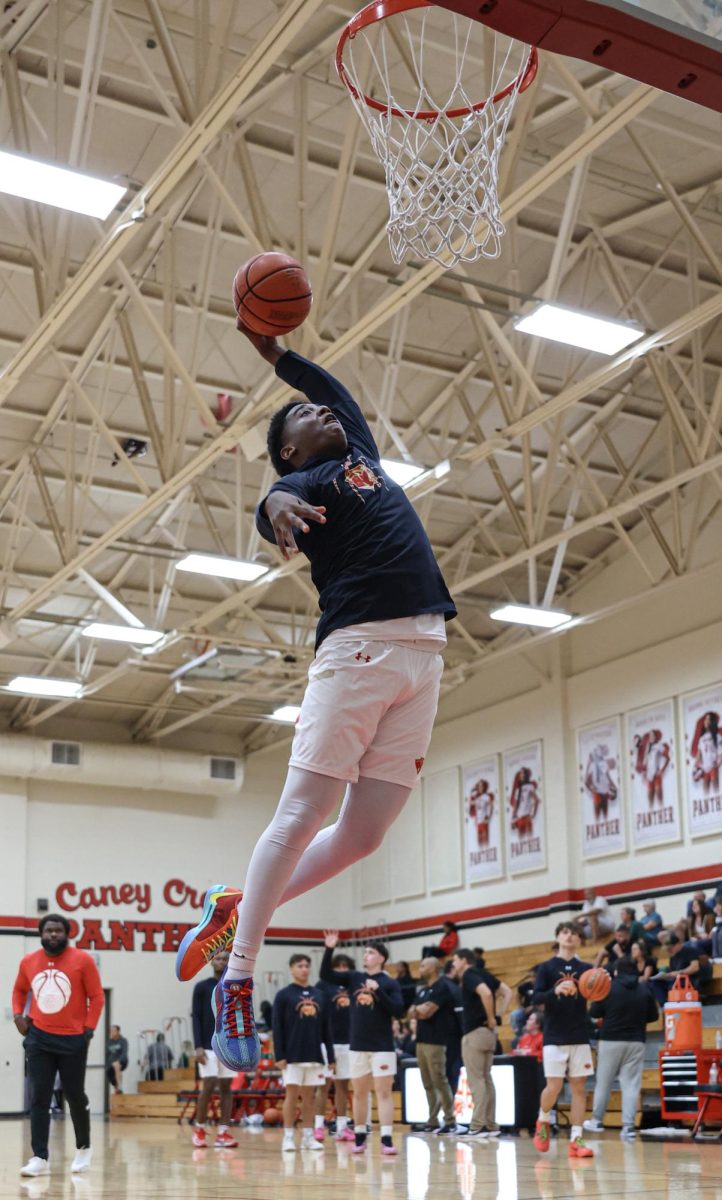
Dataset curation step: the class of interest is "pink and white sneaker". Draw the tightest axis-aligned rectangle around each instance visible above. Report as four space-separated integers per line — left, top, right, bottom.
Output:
381 1142 398 1156
313 1127 325 1143
335 1127 355 1143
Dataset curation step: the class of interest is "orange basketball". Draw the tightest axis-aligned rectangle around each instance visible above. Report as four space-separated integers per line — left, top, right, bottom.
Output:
263 1106 282 1125
578 968 612 1001
233 252 312 336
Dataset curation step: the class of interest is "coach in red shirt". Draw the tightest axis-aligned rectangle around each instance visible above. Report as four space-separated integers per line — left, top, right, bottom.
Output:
12 913 104 1178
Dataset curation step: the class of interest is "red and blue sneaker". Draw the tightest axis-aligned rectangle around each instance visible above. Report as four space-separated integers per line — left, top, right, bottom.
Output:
175 884 243 982
211 969 260 1073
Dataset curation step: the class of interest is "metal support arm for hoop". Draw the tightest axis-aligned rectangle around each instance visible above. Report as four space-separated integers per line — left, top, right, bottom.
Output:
336 0 538 266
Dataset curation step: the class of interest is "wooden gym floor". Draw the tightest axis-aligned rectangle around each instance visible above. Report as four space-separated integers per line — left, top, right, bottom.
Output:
2 1119 722 1199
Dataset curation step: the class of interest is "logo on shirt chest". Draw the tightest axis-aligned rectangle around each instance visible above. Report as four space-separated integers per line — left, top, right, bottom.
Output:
295 994 321 1019
333 454 383 502
354 985 377 1007
31 968 72 1014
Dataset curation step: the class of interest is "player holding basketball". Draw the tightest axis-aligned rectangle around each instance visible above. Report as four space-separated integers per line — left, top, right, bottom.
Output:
532 922 595 1158
12 914 104 1178
175 328 456 1078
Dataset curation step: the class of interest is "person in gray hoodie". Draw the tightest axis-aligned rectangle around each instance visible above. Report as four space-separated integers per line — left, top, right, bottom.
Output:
583 956 658 1141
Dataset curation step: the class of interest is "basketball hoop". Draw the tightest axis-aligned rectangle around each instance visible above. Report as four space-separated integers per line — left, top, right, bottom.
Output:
336 0 538 266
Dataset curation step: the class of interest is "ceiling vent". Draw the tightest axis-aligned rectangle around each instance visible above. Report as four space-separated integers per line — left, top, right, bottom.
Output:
51 741 81 766
210 756 237 781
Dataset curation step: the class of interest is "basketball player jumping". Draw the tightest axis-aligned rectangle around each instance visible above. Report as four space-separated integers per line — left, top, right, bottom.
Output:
176 326 456 1073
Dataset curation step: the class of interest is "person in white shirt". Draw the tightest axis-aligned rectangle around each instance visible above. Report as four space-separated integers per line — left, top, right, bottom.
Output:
578 889 615 941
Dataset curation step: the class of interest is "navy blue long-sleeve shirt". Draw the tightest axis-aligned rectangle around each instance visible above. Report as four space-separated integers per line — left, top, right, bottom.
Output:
320 947 404 1052
255 352 456 650
271 983 335 1066
316 977 352 1044
532 955 594 1046
191 976 217 1050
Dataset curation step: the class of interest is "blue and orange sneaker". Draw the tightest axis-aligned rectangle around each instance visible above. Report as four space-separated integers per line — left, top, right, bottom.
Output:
211 970 260 1072
175 883 243 982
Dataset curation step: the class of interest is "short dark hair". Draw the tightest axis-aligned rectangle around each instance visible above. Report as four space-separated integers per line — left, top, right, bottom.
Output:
454 948 477 964
38 913 70 935
621 906 636 919
555 921 581 937
267 400 303 476
332 953 355 969
616 924 630 934
366 940 389 963
289 953 311 967
613 956 638 978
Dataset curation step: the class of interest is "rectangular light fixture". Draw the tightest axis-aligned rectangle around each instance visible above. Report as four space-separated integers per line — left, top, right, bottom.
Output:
380 458 425 487
490 604 572 630
176 553 268 582
82 622 164 646
514 303 644 355
0 149 127 218
6 675 83 699
271 705 302 723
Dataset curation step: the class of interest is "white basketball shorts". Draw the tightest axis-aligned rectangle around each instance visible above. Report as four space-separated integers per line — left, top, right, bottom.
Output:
197 1048 236 1080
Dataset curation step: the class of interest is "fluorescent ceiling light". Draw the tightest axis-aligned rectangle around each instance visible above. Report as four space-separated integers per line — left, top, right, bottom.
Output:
6 675 83 699
271 705 302 723
514 304 644 355
176 553 268 582
0 149 126 218
380 458 425 487
490 604 572 630
82 622 164 646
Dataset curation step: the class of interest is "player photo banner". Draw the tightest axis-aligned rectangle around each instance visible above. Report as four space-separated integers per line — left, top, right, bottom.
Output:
463 757 503 882
578 718 625 859
681 684 722 838
626 699 681 849
503 741 546 874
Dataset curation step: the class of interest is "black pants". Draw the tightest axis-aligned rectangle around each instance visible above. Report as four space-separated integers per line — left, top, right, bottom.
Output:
25 1029 90 1159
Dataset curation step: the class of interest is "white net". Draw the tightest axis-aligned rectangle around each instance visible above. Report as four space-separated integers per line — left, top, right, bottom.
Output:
338 3 536 266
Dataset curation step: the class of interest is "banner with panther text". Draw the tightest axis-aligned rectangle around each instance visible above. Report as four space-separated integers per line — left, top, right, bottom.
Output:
681 684 722 838
463 756 503 883
578 717 625 859
503 741 546 874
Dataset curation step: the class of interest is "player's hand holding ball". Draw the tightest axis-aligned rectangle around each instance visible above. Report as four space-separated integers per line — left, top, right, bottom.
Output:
554 978 578 997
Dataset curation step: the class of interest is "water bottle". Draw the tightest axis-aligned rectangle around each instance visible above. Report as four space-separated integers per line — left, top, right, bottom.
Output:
716 1029 722 1051
710 1061 719 1086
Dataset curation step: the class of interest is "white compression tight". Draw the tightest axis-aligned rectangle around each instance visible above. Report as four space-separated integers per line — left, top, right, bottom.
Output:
228 766 410 979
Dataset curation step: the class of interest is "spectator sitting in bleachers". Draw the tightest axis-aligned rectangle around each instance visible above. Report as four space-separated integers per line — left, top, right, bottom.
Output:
712 898 722 962
594 924 633 971
394 962 418 1010
422 921 459 960
688 896 715 955
619 907 645 944
509 972 537 1040
649 926 712 1004
630 939 656 983
687 888 714 917
511 1011 544 1061
639 899 664 947
577 889 615 942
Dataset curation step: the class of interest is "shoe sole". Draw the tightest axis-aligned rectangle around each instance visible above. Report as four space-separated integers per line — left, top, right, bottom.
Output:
175 884 242 981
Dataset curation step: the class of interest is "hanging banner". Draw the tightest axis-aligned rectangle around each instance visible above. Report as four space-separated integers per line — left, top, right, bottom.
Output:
578 718 625 859
626 699 681 848
680 684 722 838
463 757 503 883
503 741 546 873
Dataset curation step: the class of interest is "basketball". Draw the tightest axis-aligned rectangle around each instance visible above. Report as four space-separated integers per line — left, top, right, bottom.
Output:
232 252 312 336
263 1107 282 1125
578 968 612 1001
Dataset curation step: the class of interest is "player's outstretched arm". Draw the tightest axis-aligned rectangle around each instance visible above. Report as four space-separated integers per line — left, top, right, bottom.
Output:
263 492 326 560
236 320 284 366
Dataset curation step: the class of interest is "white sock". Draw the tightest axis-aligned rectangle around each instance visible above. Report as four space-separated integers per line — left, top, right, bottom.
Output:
196 1123 206 1131
337 1117 348 1132
572 1125 582 1140
283 1128 295 1140
538 1109 552 1122
218 1125 227 1134
381 1125 392 1138
225 948 255 983
314 1115 325 1131
302 1127 313 1139
355 1124 367 1136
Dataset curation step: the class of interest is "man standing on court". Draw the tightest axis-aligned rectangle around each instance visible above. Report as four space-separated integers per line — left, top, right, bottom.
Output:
190 949 238 1149
407 956 459 1134
453 948 512 1138
272 952 334 1153
12 914 104 1178
584 956 658 1141
321 930 404 1154
532 921 595 1158
175 327 456 1080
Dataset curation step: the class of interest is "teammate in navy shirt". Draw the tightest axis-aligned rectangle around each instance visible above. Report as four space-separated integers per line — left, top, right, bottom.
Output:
181 325 457 1084
272 953 334 1153
190 950 238 1148
531 922 595 1159
321 930 404 1154
316 953 355 1141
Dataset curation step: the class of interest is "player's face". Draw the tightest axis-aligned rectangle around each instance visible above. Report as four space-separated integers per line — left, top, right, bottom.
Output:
212 950 229 977
281 403 348 467
40 920 68 955
557 927 580 952
290 959 311 985
363 946 384 972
